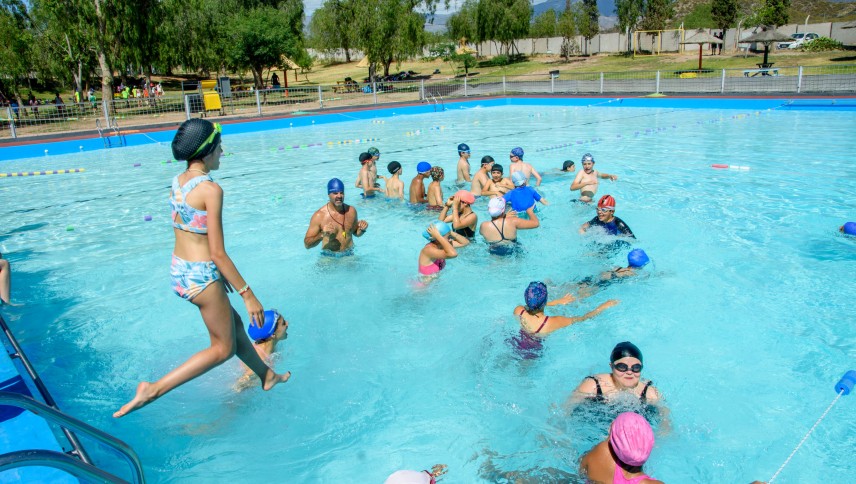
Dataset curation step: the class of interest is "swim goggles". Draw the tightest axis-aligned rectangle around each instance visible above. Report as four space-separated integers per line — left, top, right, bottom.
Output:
597 207 615 213
612 362 643 373
190 122 222 159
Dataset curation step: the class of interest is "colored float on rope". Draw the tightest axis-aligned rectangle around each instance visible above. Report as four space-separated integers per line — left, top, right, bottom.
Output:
270 143 324 152
711 164 750 171
144 215 152 221
325 137 381 146
0 168 85 177
371 120 385 124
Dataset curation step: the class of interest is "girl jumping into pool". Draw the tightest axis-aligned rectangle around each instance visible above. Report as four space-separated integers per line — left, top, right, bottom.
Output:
114 119 290 418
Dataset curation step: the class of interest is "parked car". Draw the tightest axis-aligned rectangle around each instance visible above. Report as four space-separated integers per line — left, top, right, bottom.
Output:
778 32 820 49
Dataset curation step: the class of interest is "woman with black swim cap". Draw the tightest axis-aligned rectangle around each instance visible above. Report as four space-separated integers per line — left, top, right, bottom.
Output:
114 119 290 418
569 342 661 406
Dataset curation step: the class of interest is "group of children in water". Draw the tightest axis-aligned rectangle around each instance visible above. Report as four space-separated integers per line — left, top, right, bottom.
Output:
111 118 830 482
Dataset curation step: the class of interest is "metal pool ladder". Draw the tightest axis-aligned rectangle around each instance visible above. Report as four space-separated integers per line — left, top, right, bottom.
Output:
429 95 445 112
95 118 126 148
0 315 145 483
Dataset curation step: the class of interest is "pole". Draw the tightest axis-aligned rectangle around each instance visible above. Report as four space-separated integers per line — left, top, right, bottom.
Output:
420 79 425 101
7 108 16 138
721 69 726 93
318 85 323 109
797 66 803 93
655 71 661 94
102 99 110 125
600 72 604 94
184 95 191 120
502 76 506 94
698 45 703 71
255 89 261 115
372 81 378 104
464 77 468 97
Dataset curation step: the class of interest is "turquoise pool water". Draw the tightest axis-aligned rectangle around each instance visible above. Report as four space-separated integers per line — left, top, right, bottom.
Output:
1 101 855 482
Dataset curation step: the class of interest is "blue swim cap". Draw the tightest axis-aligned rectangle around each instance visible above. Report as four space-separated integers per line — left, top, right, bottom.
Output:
512 171 526 187
524 281 548 311
627 249 650 268
511 147 524 159
422 221 452 241
458 143 470 153
843 222 856 236
327 178 344 193
248 309 280 343
417 161 432 174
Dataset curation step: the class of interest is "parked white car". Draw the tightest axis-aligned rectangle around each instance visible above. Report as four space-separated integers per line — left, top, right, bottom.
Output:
778 32 820 49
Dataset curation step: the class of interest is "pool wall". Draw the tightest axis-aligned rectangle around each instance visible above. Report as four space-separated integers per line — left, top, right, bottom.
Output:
1 96 854 162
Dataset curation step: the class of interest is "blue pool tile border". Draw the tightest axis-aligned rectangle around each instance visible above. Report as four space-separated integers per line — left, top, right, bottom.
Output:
1 96 854 162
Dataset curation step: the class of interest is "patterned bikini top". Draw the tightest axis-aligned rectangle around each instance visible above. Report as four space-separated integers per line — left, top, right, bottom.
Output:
169 174 213 234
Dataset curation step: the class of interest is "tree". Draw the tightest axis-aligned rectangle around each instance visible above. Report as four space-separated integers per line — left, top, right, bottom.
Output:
756 0 789 27
530 9 557 53
448 0 479 48
639 0 674 32
0 1 35 101
615 0 643 52
557 0 578 61
222 3 306 90
578 0 599 55
476 0 531 56
156 0 223 76
308 0 356 62
711 0 738 32
352 0 434 79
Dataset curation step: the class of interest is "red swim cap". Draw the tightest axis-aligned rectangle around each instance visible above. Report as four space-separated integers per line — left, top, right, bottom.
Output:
598 195 615 209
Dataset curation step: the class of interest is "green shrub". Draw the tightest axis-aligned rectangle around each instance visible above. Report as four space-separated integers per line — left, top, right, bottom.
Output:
801 37 844 52
487 54 510 66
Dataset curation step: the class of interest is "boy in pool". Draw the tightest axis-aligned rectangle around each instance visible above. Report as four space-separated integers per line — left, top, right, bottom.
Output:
382 161 404 199
0 251 11 305
356 152 383 198
235 309 289 392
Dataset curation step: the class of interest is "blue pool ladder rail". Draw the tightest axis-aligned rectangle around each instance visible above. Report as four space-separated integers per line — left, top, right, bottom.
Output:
0 314 144 483
95 118 127 148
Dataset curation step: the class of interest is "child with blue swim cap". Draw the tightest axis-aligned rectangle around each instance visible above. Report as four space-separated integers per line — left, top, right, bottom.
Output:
236 309 289 391
841 222 856 236
409 162 433 204
418 221 469 278
456 142 472 184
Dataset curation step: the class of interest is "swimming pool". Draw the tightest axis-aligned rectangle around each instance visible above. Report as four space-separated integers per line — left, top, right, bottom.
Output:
1 98 855 482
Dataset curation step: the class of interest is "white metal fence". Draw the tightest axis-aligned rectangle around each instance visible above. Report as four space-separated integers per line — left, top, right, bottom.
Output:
2 65 855 140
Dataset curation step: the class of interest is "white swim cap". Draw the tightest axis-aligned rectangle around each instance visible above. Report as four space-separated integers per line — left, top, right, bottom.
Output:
488 197 506 217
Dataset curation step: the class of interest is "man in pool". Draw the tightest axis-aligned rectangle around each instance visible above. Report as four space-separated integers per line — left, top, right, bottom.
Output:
482 163 514 196
456 143 472 184
470 155 494 196
304 178 368 254
356 152 383 199
409 161 432 204
570 153 617 202
579 195 634 238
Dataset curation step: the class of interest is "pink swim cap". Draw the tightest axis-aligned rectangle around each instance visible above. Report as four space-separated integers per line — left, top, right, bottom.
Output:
609 412 654 467
455 190 475 204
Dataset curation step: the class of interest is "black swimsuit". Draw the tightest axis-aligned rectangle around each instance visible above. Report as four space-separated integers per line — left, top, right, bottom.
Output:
490 218 514 242
585 376 653 404
455 225 476 238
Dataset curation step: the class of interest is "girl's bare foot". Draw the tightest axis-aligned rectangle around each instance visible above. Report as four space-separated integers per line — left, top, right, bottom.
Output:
113 382 158 418
262 371 291 391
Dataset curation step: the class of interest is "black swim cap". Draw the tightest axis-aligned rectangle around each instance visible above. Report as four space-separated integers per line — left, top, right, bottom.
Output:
491 163 503 173
359 152 372 163
610 341 643 364
172 119 219 161
387 161 401 174
562 160 575 171
481 155 495 165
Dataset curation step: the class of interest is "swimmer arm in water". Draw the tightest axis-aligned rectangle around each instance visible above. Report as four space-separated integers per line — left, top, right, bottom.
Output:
510 207 540 230
598 171 617 181
530 166 542 186
448 230 470 248
547 300 618 333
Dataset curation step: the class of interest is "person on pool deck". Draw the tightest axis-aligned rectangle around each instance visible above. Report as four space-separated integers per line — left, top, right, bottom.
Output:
409 161 432 204
579 412 663 484
510 281 618 359
356 152 384 198
0 251 11 305
840 221 856 236
580 195 635 238
470 155 494 196
479 196 540 255
235 309 289 392
427 166 446 210
482 163 514 196
568 341 662 406
504 171 550 213
456 143 472 184
570 153 617 202
508 146 542 187
440 190 478 238
382 161 405 199
304 178 369 254
418 221 469 278
114 119 290 418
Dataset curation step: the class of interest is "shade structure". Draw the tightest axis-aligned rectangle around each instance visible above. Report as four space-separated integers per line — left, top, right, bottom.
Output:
680 29 724 70
739 26 794 66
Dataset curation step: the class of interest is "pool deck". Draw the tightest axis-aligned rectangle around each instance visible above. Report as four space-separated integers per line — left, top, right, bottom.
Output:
1 94 855 162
